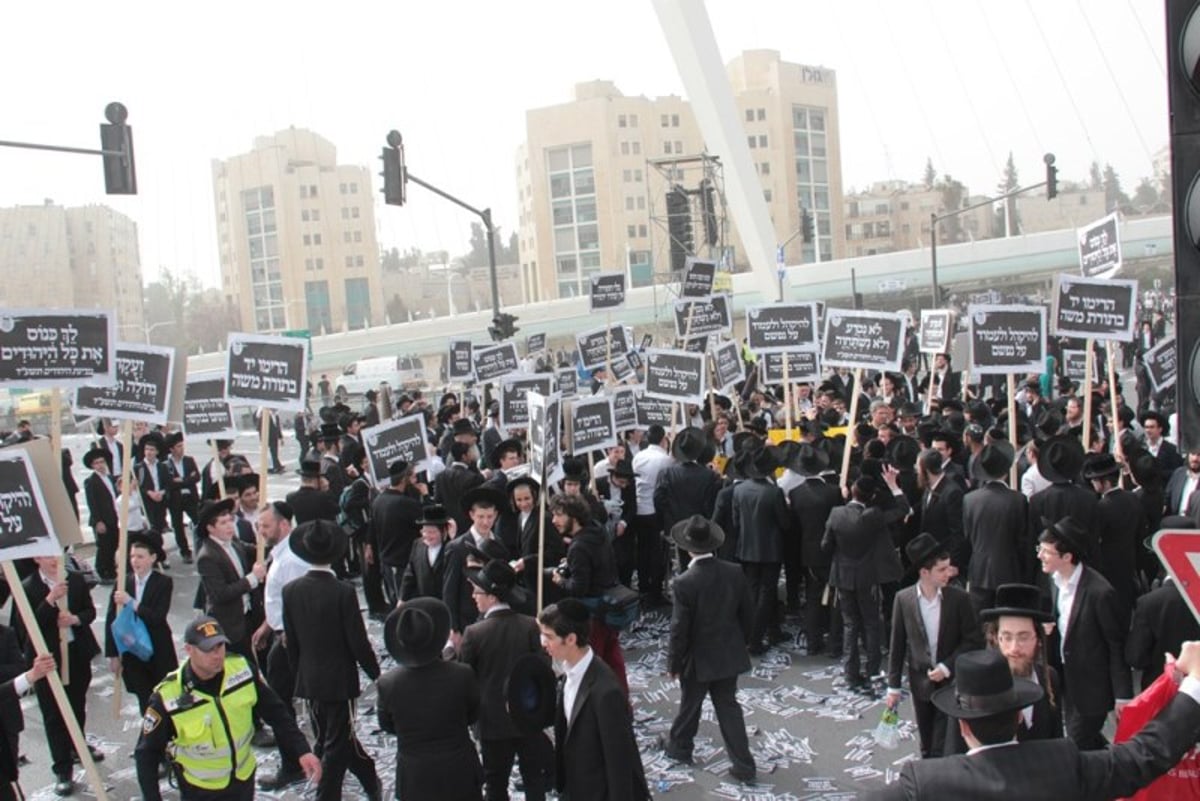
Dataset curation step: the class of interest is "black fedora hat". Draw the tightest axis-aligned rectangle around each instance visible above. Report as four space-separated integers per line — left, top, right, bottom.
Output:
609 459 636 481
979 583 1055 623
971 440 1016 483
1033 409 1065 442
461 485 507 512
195 497 236 535
138 431 167 456
1040 515 1089 559
897 401 922 419
931 649 1043 719
452 418 477 436
1128 449 1163 489
672 427 709 463
164 431 184 450
560 457 589 484
468 559 521 603
388 459 412 479
670 514 726 554
886 435 922 469
416 504 451 527
1037 435 1085 484
1081 452 1120 482
904 532 944 569
83 447 108 469
1139 410 1170 433
384 598 451 667
786 442 830 476
505 653 557 735
290 519 347 566
127 531 166 563
506 475 540 499
489 438 525 470
742 443 779 479
317 422 342 443
297 459 322 479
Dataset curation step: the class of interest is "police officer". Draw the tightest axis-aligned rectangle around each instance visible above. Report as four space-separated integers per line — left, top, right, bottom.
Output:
134 615 320 800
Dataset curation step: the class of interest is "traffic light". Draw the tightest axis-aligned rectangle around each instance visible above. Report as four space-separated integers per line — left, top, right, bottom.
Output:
666 185 693 273
700 178 718 247
380 147 405 206
1044 153 1058 200
99 102 136 195
801 208 814 243
489 312 519 342
1167 0 1200 451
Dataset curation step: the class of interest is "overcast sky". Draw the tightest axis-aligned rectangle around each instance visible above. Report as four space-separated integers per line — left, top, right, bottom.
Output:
1 1 1169 289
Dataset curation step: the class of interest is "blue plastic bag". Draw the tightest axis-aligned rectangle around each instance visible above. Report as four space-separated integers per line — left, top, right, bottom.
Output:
111 604 153 662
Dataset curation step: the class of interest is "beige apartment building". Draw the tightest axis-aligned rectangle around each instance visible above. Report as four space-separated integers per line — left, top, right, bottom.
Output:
0 201 144 333
516 50 845 301
1014 189 1108 234
843 181 994 257
212 128 384 334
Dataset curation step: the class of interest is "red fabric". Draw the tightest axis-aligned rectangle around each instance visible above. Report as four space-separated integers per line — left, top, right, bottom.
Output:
588 619 629 698
1114 670 1200 801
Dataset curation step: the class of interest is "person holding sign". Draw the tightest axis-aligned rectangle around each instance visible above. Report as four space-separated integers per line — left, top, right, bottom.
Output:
920 354 962 408
103 534 175 715
13 555 103 796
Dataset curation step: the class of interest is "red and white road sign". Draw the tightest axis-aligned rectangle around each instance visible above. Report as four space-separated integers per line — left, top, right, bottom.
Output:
1152 529 1200 624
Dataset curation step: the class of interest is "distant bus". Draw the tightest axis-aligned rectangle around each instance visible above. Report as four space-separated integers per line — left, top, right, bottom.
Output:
16 391 54 416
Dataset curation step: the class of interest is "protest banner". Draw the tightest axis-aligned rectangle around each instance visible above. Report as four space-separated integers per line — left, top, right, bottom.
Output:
611 386 638 431
1052 273 1138 342
918 309 954 354
225 333 308 411
1145 337 1177 393
1078 212 1122 280
182 372 239 440
500 374 554 429
673 294 732 338
759 350 822 385
1062 350 1089 382
644 348 705 405
635 390 676 428
680 257 716 298
555 367 579 398
472 341 520 383
712 339 745 392
822 309 906 372
74 343 182 425
526 332 547 355
570 396 617 455
448 340 475 382
362 413 430 489
746 302 819 353
968 305 1047 375
588 272 626 311
576 324 629 371
0 308 115 387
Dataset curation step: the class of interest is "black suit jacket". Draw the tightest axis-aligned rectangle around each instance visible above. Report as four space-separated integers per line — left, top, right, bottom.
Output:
400 538 449 601
0 625 25 739
14 569 100 664
668 557 752 682
921 477 966 569
458 607 544 740
283 570 379 701
285 486 339 525
788 478 843 569
868 691 1200 800
96 436 124 476
1048 565 1133 715
435 463 485 534
196 538 262 645
369 488 424 567
1126 579 1200 691
555 655 650 801
84 471 119 534
963 482 1030 589
653 462 722 536
1164 465 1200 517
166 454 201 510
443 532 511 633
823 496 911 590
1029 483 1099 557
1152 440 1185 488
1093 488 1145 614
135 459 171 530
886 584 981 701
732 478 790 564
103 570 176 679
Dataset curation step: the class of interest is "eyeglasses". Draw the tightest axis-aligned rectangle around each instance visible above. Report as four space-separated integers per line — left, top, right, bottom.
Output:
1035 544 1060 557
996 632 1037 646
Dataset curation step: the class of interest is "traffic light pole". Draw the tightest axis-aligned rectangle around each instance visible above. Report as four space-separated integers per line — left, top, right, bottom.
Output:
403 171 501 323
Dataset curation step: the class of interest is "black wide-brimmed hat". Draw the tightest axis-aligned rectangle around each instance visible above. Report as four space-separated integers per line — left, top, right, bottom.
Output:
610 459 636 481
164 431 184 450
388 459 412 479
672 427 709 463
489 438 525 470
979 583 1055 623
384 598 451 667
1139 410 1170 433
468 559 524 605
416 504 451 527
83 447 108 468
670 514 726 554
289 519 347 566
317 422 342 443
886 435 922 470
1081 452 1121 482
742 443 779 479
897 401 922 419
1037 435 1085 484
1041 515 1089 559
785 442 829 476
452 418 477 436
971 440 1016 483
931 649 1044 719
127 531 166 563
1128 448 1163 489
195 497 236 535
560 457 589 484
904 532 944 569
298 459 322 479
505 653 557 734
461 485 507 512
138 431 167 456
506 475 539 500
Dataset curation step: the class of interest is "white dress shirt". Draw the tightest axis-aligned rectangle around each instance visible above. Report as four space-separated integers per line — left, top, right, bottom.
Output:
1053 563 1084 658
264 535 310 631
917 585 947 675
427 542 443 567
562 647 595 726
631 444 672 516
217 538 259 613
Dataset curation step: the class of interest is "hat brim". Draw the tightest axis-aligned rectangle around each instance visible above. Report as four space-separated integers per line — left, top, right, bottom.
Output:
931 677 1043 719
505 653 558 734
669 517 726 554
978 605 1055 624
461 485 508 512
196 498 237 535
289 521 348 566
384 599 452 667
1037 437 1085 484
192 634 231 652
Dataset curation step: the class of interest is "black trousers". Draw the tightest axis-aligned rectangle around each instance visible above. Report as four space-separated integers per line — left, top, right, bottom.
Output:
613 526 636 587
804 566 837 653
912 696 947 758
308 699 378 801
361 547 389 615
94 527 117 579
838 584 882 681
667 674 755 778
34 645 91 779
967 585 996 620
168 495 197 557
631 515 666 597
743 562 781 647
1063 698 1109 750
783 535 803 608
380 563 403 608
481 733 549 801
179 774 255 800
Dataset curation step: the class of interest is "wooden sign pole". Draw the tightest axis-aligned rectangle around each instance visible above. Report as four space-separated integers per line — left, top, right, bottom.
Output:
839 367 864 489
3 561 109 801
535 468 547 614
1007 374 1019 487
1081 339 1095 448
783 355 793 441
257 409 270 563
212 441 228 499
111 420 136 712
50 390 70 682
1107 342 1123 462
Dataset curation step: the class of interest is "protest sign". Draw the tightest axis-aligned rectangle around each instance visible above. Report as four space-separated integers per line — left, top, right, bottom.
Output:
74 343 181 425
472 341 520 383
1052 273 1138 342
0 308 115 388
674 294 732 338
448 340 475 382
0 446 57 557
526 332 547 355
822 309 905 372
588 272 626 311
1145 337 1177 393
363 413 430 488
635 390 675 427
225 333 308 411
500 374 554 429
571 396 617 455
1062 350 1089 382
680 257 716 298
555 367 578 398
1078 212 1122 280
919 310 954 354
182 372 238 440
611 386 638 431
576 324 629 371
746 302 819 353
681 335 711 354
644 348 705 404
968 305 1047 375
759 350 822 385
712 339 745 392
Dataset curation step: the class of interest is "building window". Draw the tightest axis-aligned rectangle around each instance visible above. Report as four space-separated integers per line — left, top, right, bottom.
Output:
618 114 627 128
757 109 766 121
758 135 768 148
634 169 643 182
313 233 322 245
301 210 310 222
546 143 599 298
353 230 362 243
303 234 312 246
622 169 632 183
900 201 910 211
793 103 833 262
316 258 323 269
638 224 647 237
636 196 646 211
748 136 757 149
346 256 354 268
621 142 629 155
628 225 637 238
672 114 680 127
311 209 320 221
663 141 673 155
310 184 318 197
625 197 635 211
339 183 348 194
300 186 308 198
761 162 771 175
764 189 773 201
305 258 315 270
350 182 358 193
342 207 350 220
242 186 284 332
355 255 364 267
629 114 638 127
344 231 352 243
661 114 669 128
306 280 332 334
745 109 754 122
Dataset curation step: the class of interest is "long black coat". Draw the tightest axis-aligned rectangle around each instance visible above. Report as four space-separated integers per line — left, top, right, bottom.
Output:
1126 579 1200 692
555 656 649 801
653 461 722 536
788 478 842 569
103 570 176 688
1029 483 1098 557
1093 488 1145 614
284 571 379 701
921 477 966 570
83 471 119 535
0 625 26 744
822 496 911 590
731 478 790 564
377 660 482 801
285 486 339 526
369 488 424 567
458 608 544 740
668 557 752 682
963 481 1030 589
400 539 449 602
1047 565 1133 716
434 464 485 535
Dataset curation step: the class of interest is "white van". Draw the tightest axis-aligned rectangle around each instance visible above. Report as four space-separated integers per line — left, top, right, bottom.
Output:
335 355 425 398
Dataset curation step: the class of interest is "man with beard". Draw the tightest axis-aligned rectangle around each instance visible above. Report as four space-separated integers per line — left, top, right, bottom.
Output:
943 583 1063 753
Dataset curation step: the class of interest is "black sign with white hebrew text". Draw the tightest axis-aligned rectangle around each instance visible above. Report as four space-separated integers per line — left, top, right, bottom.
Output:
674 294 732 338
680 258 716 298
363 413 430 489
500 374 554 429
571 396 617 455
472 342 521 383
589 272 626 312
1145 337 1177 393
968 305 1047 375
0 308 115 388
183 373 238 439
644 348 705 404
225 334 309 411
1052 273 1138 342
75 344 176 424
448 340 475 382
746 303 819 353
759 350 821 385
821 309 905 372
